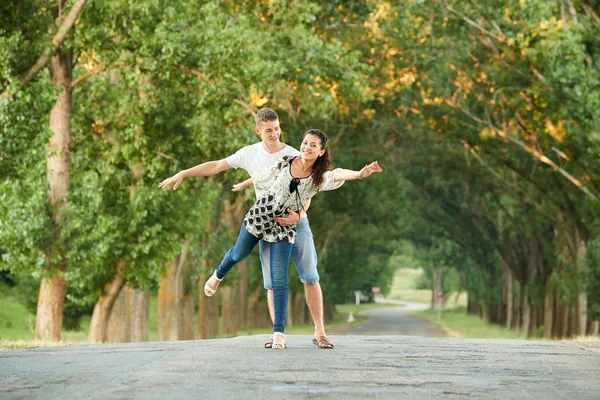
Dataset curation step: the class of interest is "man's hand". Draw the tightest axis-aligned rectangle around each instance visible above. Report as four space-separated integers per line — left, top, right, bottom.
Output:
158 172 185 190
232 178 253 192
274 209 301 226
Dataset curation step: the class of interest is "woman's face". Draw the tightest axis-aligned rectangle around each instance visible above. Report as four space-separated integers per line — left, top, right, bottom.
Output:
300 134 325 161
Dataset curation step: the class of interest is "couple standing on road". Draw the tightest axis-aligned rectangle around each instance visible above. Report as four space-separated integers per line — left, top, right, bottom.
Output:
159 108 382 349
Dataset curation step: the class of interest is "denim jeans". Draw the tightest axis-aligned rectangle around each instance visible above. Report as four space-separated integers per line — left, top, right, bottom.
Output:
215 223 292 334
259 216 319 288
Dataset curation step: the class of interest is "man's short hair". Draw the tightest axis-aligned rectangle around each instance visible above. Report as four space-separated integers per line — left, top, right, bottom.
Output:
255 108 279 126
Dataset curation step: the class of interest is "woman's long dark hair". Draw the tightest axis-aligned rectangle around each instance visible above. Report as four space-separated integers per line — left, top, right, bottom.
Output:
305 129 333 190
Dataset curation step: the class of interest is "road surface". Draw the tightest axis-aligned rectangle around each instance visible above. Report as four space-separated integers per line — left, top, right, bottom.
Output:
1 335 599 399
333 299 447 337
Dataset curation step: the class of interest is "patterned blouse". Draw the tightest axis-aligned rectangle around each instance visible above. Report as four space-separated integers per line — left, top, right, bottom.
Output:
244 155 345 243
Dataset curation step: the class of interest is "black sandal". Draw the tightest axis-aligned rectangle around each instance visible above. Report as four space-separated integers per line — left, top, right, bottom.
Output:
264 341 273 349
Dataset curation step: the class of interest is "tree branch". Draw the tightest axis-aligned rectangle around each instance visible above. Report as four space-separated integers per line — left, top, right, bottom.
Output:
71 63 127 88
583 3 600 30
565 0 579 24
446 5 503 41
447 99 599 200
1 0 87 98
462 140 557 220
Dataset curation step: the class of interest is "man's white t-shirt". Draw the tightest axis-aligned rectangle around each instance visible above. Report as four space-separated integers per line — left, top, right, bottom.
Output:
226 142 300 200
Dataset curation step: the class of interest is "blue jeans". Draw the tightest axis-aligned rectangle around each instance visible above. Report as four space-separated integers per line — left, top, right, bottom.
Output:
259 216 319 288
215 223 292 334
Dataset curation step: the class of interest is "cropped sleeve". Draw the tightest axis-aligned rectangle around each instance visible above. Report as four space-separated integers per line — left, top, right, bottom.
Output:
320 168 346 191
252 156 292 191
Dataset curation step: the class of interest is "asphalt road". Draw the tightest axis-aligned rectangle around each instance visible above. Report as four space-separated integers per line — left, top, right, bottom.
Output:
1 334 599 399
332 299 447 337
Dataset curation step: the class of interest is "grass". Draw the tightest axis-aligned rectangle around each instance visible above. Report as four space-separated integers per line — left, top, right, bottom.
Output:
386 268 468 307
386 268 531 340
415 306 528 340
0 295 89 348
0 296 36 340
385 268 431 304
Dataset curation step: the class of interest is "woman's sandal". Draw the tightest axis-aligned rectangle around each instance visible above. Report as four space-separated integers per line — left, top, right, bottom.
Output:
313 335 334 349
203 270 223 297
272 332 286 349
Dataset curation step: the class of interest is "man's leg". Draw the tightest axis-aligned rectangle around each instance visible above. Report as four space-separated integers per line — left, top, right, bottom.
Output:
291 218 329 343
304 282 326 339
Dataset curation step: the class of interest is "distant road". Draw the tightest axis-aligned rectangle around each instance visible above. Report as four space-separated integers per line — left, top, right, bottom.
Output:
332 298 447 337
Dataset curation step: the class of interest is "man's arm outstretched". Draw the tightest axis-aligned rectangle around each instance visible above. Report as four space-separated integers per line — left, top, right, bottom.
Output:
158 159 232 190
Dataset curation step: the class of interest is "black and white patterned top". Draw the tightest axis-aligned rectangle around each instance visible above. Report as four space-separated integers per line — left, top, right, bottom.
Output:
244 155 345 243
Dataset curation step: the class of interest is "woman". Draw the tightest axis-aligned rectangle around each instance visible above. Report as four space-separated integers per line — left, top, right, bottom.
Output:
204 129 382 349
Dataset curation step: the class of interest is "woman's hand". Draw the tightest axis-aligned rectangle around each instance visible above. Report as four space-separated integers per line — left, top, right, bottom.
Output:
357 161 383 179
158 172 185 190
275 209 301 226
232 178 253 192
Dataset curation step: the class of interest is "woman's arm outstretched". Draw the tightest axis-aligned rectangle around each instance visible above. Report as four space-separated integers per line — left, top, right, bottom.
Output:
333 161 382 182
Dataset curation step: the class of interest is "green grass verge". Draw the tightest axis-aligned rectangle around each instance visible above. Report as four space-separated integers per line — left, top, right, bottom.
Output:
415 306 528 340
386 268 468 307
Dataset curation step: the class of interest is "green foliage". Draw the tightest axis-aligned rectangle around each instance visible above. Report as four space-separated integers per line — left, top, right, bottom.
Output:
2 0 600 336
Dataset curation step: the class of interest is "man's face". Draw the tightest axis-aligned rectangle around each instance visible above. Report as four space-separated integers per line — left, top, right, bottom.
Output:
255 119 281 144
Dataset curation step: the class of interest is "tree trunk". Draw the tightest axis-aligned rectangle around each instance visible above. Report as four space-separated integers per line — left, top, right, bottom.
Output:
231 200 249 332
553 287 562 338
218 198 248 335
575 238 588 336
247 301 271 329
35 50 73 341
286 292 295 327
324 303 335 323
158 260 183 340
467 297 480 316
521 284 530 334
293 293 307 327
246 284 270 329
158 262 175 341
128 287 149 342
158 241 189 341
88 269 126 343
432 265 443 310
221 285 241 335
543 276 554 338
528 308 538 338
182 295 195 340
35 266 67 341
577 293 588 336
560 302 570 338
238 259 249 331
505 265 513 329
197 246 219 339
591 320 599 336
107 285 130 343
197 287 220 338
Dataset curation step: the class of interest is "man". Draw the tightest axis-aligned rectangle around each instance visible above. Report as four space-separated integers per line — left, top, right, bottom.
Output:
158 108 334 349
